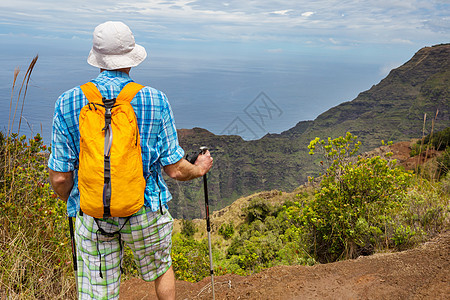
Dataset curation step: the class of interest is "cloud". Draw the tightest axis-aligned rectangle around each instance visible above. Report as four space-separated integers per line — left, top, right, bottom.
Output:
0 0 448 49
329 38 339 45
390 38 413 45
271 9 294 16
301 11 314 17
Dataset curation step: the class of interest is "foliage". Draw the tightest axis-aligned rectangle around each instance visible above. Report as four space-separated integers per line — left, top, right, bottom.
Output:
171 234 227 282
304 133 414 262
308 132 362 173
244 197 276 223
181 219 197 238
3 131 448 292
436 147 450 178
392 225 417 250
218 222 235 240
399 177 449 238
411 126 450 157
171 234 210 282
223 199 315 275
419 126 450 151
0 132 75 299
121 246 140 279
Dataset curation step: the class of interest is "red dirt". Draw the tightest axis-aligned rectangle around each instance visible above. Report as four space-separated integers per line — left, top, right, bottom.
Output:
369 140 442 171
120 230 449 300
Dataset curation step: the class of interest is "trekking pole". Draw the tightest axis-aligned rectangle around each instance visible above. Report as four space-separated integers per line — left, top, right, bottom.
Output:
187 146 215 300
68 216 79 298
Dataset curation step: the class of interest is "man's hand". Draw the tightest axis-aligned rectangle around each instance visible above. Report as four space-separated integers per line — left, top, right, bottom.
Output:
164 150 213 181
49 169 74 202
193 150 213 176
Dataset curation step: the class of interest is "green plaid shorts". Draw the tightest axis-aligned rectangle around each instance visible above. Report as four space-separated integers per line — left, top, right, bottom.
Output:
74 206 173 300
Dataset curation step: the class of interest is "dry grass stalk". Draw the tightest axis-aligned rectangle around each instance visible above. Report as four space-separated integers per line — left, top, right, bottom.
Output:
8 67 20 137
16 55 39 135
4 55 39 201
416 113 427 173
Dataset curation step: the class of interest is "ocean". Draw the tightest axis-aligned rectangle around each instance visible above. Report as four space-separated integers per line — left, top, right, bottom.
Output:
0 52 384 144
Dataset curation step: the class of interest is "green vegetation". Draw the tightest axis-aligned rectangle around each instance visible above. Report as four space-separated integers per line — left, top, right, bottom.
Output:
180 219 197 238
171 133 448 280
411 127 450 156
223 198 316 274
2 130 448 297
304 133 413 261
218 222 234 240
0 132 75 299
306 134 411 259
1 55 75 299
437 147 450 178
2 131 448 297
421 126 450 151
410 127 450 179
171 235 211 282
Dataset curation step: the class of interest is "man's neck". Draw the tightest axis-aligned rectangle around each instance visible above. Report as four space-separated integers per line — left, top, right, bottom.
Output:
100 67 131 75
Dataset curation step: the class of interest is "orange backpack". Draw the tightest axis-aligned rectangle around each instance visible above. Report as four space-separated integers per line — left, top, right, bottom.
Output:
78 82 145 219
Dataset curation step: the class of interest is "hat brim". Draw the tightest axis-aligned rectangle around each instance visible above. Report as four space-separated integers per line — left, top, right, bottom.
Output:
87 43 147 69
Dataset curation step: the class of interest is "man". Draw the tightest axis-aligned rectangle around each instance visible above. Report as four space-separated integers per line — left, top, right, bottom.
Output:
48 21 213 300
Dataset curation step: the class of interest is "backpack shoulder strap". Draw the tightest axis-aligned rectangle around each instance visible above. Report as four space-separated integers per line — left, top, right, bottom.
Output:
117 82 145 103
80 82 102 103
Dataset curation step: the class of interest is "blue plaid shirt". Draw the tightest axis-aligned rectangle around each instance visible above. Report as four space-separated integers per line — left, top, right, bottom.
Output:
48 71 184 217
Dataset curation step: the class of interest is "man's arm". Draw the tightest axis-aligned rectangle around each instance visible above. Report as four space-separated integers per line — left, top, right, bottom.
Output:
163 150 213 181
49 169 74 202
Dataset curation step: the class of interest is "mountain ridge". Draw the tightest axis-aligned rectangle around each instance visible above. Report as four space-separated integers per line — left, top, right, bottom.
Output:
167 44 450 219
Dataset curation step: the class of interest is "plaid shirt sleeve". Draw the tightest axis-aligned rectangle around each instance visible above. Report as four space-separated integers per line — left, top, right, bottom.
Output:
48 103 78 172
158 97 184 166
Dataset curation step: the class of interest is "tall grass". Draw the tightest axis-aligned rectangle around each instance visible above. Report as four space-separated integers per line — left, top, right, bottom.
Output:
0 56 75 299
411 111 448 180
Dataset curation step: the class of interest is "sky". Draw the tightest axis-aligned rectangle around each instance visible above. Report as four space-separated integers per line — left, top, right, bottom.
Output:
0 0 449 142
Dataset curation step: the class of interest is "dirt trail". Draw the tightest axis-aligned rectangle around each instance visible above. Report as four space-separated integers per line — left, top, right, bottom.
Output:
120 231 449 300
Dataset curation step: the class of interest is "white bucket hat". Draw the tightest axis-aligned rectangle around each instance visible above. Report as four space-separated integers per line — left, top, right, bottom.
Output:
87 21 147 70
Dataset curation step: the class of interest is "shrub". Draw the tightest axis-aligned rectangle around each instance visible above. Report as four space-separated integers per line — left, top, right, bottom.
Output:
218 222 235 240
436 147 450 178
180 219 197 238
304 133 413 262
392 225 416 250
420 126 450 151
411 127 450 156
245 197 275 222
400 177 449 238
171 234 211 282
225 199 312 274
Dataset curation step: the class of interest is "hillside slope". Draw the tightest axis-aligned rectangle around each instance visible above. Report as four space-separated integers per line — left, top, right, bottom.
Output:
174 138 446 238
297 43 450 150
121 230 449 299
167 44 450 219
120 141 449 299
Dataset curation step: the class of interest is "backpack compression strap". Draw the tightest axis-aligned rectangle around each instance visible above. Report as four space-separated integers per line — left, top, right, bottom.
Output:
79 81 144 219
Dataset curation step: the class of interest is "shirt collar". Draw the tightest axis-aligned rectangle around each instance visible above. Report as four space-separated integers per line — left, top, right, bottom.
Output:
97 70 131 80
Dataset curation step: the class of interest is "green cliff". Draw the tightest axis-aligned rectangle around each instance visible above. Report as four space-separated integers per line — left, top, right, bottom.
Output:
167 44 450 219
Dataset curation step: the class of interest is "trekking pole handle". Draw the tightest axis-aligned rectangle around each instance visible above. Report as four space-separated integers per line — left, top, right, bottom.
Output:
186 146 209 164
